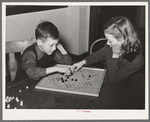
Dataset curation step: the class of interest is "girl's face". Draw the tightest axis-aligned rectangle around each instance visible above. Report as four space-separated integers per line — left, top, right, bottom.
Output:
104 32 124 48
39 38 59 55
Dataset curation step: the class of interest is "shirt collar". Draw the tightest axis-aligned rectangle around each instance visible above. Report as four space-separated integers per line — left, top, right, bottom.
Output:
35 43 45 60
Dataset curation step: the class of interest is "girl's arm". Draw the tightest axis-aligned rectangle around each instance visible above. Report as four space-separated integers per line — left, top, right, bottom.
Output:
84 46 106 66
107 52 144 84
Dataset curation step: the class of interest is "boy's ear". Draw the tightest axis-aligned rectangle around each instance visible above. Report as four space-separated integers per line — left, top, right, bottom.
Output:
37 39 43 45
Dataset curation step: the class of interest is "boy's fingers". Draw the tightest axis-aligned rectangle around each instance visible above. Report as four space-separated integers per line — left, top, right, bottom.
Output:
57 43 60 48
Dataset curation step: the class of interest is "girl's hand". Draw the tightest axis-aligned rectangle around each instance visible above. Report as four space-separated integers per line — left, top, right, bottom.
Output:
57 43 67 55
112 43 122 58
71 60 86 73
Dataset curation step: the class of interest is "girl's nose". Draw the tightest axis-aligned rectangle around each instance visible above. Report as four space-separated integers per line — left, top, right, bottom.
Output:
107 40 110 45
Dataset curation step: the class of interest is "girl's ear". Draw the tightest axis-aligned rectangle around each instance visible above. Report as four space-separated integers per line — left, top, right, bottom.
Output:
37 39 43 45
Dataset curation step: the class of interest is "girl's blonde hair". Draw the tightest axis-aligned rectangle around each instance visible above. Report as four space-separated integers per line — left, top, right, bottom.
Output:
104 16 142 54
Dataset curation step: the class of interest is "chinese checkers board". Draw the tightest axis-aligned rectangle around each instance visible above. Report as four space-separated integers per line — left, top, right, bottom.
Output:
35 65 106 97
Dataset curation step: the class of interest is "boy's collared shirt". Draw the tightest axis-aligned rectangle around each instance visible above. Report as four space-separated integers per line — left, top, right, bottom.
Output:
20 43 72 80
36 44 45 60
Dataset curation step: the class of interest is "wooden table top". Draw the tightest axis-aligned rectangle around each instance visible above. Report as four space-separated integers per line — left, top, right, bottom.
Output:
5 72 145 109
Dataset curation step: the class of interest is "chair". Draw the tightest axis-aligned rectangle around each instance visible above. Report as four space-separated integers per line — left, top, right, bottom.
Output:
90 38 107 54
89 38 107 68
6 38 36 83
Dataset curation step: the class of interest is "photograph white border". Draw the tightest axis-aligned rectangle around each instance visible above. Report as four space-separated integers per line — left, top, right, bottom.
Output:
2 2 149 120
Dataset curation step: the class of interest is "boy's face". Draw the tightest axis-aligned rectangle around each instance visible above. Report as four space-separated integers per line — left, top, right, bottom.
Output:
39 38 59 55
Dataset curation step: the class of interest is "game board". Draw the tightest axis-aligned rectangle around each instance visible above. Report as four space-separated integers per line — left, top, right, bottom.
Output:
35 65 106 97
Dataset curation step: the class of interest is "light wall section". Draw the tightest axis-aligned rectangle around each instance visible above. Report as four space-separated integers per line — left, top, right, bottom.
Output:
79 6 90 54
6 6 90 55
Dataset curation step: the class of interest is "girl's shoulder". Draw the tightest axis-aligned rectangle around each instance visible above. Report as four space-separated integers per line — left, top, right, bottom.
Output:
123 52 142 62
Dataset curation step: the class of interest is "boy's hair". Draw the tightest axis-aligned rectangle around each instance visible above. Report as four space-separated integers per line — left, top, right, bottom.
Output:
35 21 60 42
103 16 142 54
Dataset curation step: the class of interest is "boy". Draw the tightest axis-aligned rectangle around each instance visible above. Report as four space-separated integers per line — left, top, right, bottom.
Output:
7 21 73 87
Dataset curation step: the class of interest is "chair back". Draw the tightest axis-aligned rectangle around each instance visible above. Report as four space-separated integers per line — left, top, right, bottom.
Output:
6 39 36 82
89 38 107 68
90 38 107 54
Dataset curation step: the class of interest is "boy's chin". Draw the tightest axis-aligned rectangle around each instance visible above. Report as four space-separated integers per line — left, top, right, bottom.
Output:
46 51 53 55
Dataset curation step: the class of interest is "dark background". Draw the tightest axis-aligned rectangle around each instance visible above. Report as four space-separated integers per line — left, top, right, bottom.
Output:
6 5 68 16
89 6 145 52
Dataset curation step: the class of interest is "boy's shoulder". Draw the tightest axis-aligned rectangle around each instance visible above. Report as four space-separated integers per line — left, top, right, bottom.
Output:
24 42 36 52
21 43 37 58
23 43 36 53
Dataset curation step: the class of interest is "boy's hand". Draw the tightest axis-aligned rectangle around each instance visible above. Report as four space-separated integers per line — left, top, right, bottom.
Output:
112 43 122 58
71 60 86 73
57 43 67 55
46 66 72 76
56 66 72 76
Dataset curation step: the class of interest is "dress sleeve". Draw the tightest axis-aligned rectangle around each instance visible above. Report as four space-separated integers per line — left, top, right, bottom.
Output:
53 50 73 65
106 53 144 83
21 51 47 80
84 47 106 66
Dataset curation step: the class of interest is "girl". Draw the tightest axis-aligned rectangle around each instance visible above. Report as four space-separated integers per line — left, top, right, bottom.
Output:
71 16 144 85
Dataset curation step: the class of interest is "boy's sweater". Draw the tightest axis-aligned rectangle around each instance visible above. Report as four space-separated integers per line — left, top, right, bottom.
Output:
15 43 72 81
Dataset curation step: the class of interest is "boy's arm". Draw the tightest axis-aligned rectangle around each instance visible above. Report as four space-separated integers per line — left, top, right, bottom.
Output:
21 51 47 80
22 51 72 80
53 44 73 65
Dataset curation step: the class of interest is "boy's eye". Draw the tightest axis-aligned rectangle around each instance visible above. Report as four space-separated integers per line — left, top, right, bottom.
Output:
50 44 55 47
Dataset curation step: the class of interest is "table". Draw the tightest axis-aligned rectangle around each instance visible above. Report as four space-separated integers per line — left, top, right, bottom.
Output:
6 71 145 109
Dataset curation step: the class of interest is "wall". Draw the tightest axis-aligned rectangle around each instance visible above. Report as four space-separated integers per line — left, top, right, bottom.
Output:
136 6 145 28
66 6 90 55
6 6 90 55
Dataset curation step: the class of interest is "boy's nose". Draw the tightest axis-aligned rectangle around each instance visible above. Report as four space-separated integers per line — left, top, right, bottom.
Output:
53 45 56 50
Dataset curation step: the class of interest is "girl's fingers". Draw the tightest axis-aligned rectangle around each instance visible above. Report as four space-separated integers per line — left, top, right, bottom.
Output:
73 66 78 72
71 62 83 73
70 65 77 73
112 44 121 52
